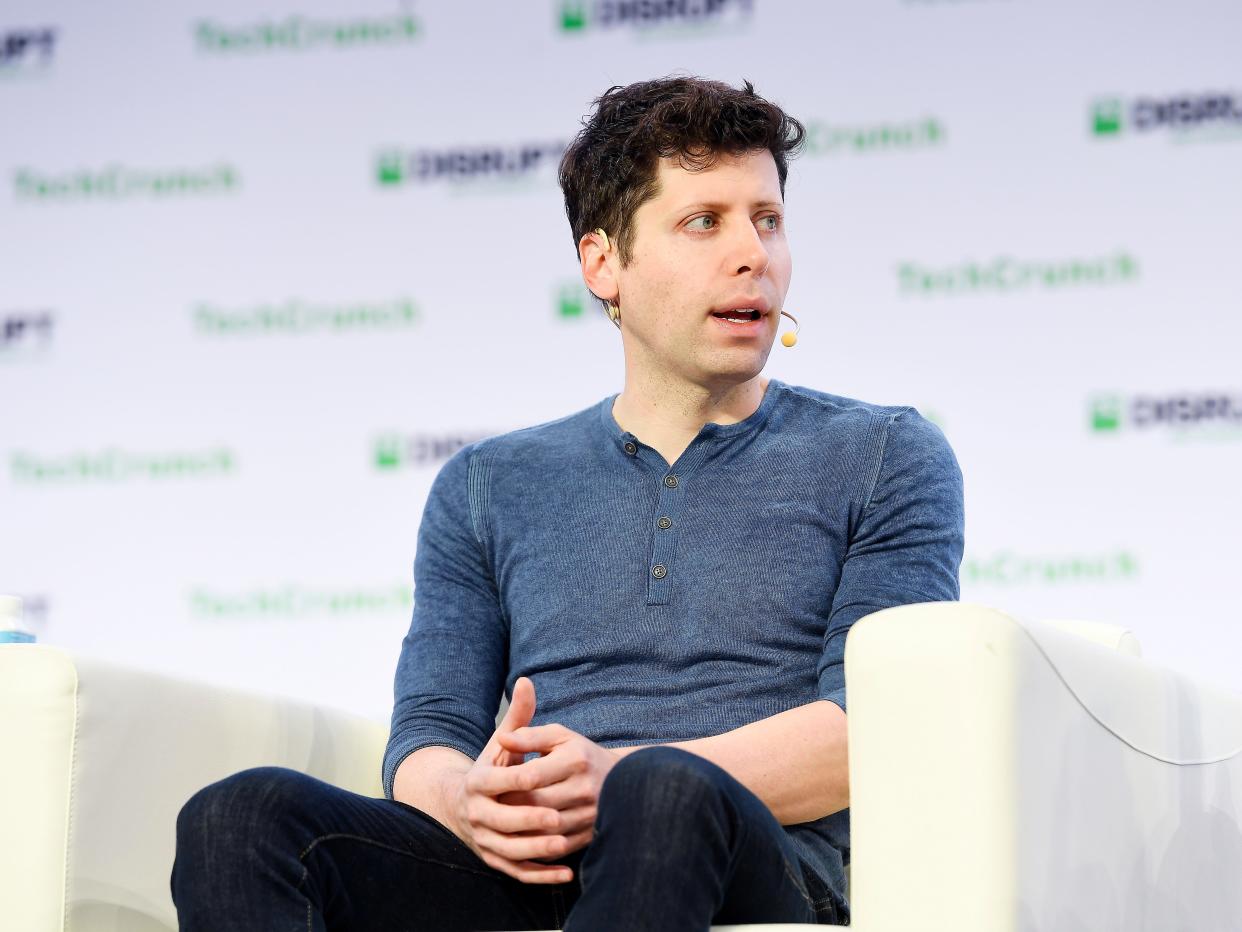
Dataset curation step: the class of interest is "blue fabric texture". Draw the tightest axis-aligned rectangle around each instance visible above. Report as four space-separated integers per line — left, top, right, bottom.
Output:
384 378 964 891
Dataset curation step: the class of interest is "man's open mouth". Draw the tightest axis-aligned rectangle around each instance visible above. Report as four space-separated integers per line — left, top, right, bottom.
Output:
710 309 762 323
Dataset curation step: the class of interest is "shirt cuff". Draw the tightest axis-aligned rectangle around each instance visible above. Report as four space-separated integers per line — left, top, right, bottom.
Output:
382 735 483 800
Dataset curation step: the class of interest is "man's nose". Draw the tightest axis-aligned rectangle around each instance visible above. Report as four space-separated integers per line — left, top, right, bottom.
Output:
729 222 769 278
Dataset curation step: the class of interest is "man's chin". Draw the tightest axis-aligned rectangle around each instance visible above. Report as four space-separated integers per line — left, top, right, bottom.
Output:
696 348 771 385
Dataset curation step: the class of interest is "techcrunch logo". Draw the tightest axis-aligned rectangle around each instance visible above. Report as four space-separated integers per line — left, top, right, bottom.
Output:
374 432 494 470
1090 391 1242 435
195 297 419 336
898 251 1138 297
965 550 1139 586
189 584 411 620
10 448 235 484
0 27 57 75
14 164 239 202
1 311 54 357
376 142 567 187
555 281 606 321
195 15 419 54
559 0 753 33
805 117 944 155
1092 93 1242 139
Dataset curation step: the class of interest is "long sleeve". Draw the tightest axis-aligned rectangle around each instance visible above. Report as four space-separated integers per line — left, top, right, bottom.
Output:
817 409 965 713
382 443 508 798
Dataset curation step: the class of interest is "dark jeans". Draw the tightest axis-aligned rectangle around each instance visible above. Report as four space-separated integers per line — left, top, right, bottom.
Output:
172 746 848 931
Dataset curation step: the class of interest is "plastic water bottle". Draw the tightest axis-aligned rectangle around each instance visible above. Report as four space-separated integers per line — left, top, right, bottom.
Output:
0 595 34 643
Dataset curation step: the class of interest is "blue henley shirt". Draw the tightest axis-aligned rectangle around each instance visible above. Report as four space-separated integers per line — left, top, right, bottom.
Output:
384 378 965 896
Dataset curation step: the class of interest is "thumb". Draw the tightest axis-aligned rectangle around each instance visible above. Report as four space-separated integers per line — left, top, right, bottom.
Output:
499 676 537 734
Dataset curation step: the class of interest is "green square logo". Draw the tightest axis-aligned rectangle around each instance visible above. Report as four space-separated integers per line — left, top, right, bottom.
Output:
376 152 404 186
557 284 585 319
1092 99 1124 136
560 2 588 31
1090 395 1123 433
374 436 402 469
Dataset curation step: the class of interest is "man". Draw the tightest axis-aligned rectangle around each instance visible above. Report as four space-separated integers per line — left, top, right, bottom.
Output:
173 77 964 931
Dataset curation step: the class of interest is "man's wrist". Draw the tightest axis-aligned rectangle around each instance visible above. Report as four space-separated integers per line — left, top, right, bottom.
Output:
434 766 471 840
393 747 473 838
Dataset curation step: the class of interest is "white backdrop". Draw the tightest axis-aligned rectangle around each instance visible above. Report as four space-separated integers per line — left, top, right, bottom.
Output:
2 0 1240 718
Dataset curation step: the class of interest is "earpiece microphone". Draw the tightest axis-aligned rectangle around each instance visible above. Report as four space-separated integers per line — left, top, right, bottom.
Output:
779 310 800 347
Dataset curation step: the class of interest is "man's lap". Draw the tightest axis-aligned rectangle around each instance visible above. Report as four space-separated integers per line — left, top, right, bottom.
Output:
173 765 562 930
173 751 842 930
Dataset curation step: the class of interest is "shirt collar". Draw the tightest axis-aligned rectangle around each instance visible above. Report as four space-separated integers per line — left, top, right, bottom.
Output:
597 378 783 456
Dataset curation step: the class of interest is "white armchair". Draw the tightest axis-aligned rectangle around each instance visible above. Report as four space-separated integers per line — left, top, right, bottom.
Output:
845 603 1242 931
0 644 388 932
2 603 1239 931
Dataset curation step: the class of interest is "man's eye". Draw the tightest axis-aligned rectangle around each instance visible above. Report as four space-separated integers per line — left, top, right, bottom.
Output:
757 215 781 231
686 215 716 231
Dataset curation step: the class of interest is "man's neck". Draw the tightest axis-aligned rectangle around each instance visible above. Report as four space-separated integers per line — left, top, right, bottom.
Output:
612 374 769 468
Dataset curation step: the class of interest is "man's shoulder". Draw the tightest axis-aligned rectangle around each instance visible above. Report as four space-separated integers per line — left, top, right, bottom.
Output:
773 381 953 466
457 398 606 469
776 381 930 433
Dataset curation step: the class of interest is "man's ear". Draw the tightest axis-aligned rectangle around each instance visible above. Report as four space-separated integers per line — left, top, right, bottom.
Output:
579 230 619 304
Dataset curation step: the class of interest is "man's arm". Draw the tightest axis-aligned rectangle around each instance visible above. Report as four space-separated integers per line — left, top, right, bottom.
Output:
383 446 508 801
384 448 587 884
683 410 960 823
614 699 848 825
493 698 843 828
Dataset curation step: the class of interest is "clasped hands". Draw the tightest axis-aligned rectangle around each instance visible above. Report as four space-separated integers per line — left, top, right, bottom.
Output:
448 677 620 884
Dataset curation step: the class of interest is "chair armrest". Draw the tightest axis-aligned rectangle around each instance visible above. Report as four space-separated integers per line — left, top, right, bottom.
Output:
844 603 1242 932
0 645 389 932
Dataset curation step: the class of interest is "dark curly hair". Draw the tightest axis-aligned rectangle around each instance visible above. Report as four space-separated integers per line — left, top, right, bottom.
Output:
559 76 805 270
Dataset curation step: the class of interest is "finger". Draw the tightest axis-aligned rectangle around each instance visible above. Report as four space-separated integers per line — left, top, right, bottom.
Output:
466 795 561 835
551 804 597 836
479 719 512 766
532 827 594 862
488 743 523 768
470 755 581 797
476 849 572 885
496 749 523 767
472 825 573 863
499 780 597 812
558 827 594 857
486 677 538 767
499 677 537 734
514 804 595 838
495 724 569 755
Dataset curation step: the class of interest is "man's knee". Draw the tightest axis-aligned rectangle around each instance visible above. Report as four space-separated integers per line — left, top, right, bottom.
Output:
600 747 732 822
176 765 314 854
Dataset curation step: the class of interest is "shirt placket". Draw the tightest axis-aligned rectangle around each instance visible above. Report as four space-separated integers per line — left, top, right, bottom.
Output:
621 434 710 607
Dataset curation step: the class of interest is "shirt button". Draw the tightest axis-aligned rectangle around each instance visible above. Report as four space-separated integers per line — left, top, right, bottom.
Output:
623 441 637 455
657 516 672 530
663 475 678 489
651 564 668 579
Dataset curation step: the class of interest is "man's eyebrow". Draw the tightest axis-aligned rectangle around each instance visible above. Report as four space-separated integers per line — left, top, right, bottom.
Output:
670 199 785 214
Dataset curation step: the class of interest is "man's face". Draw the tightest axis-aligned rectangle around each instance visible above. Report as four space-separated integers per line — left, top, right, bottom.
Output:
613 149 792 391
